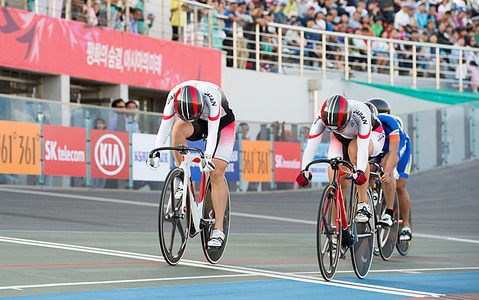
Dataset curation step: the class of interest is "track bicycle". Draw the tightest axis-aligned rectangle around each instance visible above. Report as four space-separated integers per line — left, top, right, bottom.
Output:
369 161 399 261
148 146 231 265
305 157 375 281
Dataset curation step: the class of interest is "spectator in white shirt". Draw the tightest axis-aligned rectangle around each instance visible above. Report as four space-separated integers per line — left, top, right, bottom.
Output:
394 2 412 29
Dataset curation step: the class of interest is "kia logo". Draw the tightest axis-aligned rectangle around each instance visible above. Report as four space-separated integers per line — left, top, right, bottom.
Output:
94 134 126 176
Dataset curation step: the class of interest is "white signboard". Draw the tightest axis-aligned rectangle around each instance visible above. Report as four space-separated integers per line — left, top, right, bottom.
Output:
132 133 170 181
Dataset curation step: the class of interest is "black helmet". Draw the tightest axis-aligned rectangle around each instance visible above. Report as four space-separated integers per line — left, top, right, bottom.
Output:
320 94 351 130
367 98 390 114
174 85 204 122
364 102 378 117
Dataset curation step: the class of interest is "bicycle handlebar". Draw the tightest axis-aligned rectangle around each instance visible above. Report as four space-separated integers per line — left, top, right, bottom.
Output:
149 146 205 159
368 160 384 176
304 157 357 174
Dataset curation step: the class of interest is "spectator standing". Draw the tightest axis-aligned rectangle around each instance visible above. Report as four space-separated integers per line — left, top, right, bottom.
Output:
107 98 126 132
81 1 98 26
372 29 390 73
135 0 155 35
125 100 140 133
414 2 428 28
223 0 243 67
236 1 253 68
394 2 411 29
203 0 225 50
470 61 479 92
274 1 289 24
283 0 298 18
379 0 396 24
129 8 142 34
236 122 250 140
171 0 189 40
297 0 309 18
243 3 268 69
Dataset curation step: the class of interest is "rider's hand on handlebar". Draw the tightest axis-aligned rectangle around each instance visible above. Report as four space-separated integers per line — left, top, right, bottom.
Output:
200 155 215 173
296 170 312 187
353 170 367 185
146 156 160 170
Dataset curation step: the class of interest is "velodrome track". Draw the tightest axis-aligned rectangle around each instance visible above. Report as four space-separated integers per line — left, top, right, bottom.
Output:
1 159 478 299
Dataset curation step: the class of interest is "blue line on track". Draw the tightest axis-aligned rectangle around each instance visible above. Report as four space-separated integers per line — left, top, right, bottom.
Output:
5 272 479 299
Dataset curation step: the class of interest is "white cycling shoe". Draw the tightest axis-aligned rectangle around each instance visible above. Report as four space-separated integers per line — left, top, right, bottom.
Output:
208 229 225 247
355 203 372 223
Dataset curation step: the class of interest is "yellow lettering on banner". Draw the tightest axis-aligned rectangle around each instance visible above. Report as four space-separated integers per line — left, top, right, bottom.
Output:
242 140 271 182
0 121 41 175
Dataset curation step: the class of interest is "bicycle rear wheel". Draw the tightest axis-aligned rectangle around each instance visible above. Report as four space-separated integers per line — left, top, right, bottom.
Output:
377 191 399 261
201 178 231 264
158 168 190 266
351 189 375 279
396 204 412 256
317 185 342 281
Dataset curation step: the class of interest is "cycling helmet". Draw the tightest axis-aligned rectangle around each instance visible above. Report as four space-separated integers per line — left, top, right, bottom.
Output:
174 85 204 122
367 98 390 114
364 102 378 117
320 94 351 130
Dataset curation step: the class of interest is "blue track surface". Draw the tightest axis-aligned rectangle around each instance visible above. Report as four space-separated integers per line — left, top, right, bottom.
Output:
6 272 479 300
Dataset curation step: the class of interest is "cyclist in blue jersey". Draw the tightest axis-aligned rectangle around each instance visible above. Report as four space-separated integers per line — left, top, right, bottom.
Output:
366 98 412 241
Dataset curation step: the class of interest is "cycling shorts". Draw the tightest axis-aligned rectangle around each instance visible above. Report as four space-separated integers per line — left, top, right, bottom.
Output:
187 111 236 163
329 126 385 163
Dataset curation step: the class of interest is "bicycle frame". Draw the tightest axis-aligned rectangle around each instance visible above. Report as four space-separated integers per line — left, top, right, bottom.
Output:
306 158 357 238
178 152 212 235
150 146 211 235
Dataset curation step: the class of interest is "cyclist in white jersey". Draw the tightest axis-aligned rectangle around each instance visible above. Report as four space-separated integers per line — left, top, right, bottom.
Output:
296 94 385 222
147 80 236 247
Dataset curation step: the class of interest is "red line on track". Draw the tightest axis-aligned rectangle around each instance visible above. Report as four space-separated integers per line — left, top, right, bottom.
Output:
1 257 477 268
0 262 165 268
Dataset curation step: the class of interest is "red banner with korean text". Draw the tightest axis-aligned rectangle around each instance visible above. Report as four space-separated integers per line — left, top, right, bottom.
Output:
273 142 301 182
43 125 86 177
90 130 129 179
0 7 221 90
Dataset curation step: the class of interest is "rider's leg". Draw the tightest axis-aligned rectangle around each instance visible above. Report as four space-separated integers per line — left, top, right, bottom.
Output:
171 120 194 165
381 152 397 211
348 138 374 204
210 158 228 232
396 177 411 228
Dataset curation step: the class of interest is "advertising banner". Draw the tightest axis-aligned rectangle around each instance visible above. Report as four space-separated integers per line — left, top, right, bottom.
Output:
0 120 40 175
241 140 271 182
0 7 221 90
273 142 301 182
187 140 239 182
43 125 86 177
310 143 330 183
90 130 129 179
132 133 170 181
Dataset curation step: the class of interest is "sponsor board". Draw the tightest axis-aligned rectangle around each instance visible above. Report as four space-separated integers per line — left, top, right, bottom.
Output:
0 121 41 175
90 130 129 179
241 140 271 182
273 141 301 182
132 133 170 181
187 140 239 182
43 125 86 177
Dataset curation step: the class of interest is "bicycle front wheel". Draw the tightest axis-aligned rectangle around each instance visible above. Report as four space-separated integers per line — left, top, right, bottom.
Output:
201 178 231 264
317 185 341 281
351 189 375 279
158 168 190 266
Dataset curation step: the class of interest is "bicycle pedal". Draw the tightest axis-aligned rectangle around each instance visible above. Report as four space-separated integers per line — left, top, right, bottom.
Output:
201 218 215 226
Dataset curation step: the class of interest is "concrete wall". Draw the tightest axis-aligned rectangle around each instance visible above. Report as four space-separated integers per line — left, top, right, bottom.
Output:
222 68 449 124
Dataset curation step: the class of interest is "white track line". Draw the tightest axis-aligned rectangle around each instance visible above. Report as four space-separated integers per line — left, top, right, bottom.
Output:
0 274 253 291
2 187 478 245
0 236 441 298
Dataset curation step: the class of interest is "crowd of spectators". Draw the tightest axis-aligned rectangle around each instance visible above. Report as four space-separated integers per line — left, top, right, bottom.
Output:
70 0 155 34
177 0 479 90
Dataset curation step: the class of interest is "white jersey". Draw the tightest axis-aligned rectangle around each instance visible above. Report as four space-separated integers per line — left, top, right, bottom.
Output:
154 80 231 157
301 100 373 172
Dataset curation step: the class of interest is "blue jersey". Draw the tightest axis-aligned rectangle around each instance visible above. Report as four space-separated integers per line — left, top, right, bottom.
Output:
377 113 412 179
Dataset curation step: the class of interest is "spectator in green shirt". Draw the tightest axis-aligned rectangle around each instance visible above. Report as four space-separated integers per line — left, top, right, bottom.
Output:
371 16 384 37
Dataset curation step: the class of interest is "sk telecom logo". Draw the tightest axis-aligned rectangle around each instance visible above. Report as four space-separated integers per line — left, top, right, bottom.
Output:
94 133 126 176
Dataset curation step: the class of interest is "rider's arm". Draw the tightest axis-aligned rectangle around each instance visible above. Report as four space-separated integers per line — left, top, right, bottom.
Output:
301 116 325 170
381 119 401 181
205 89 223 158
154 89 178 148
356 107 372 172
